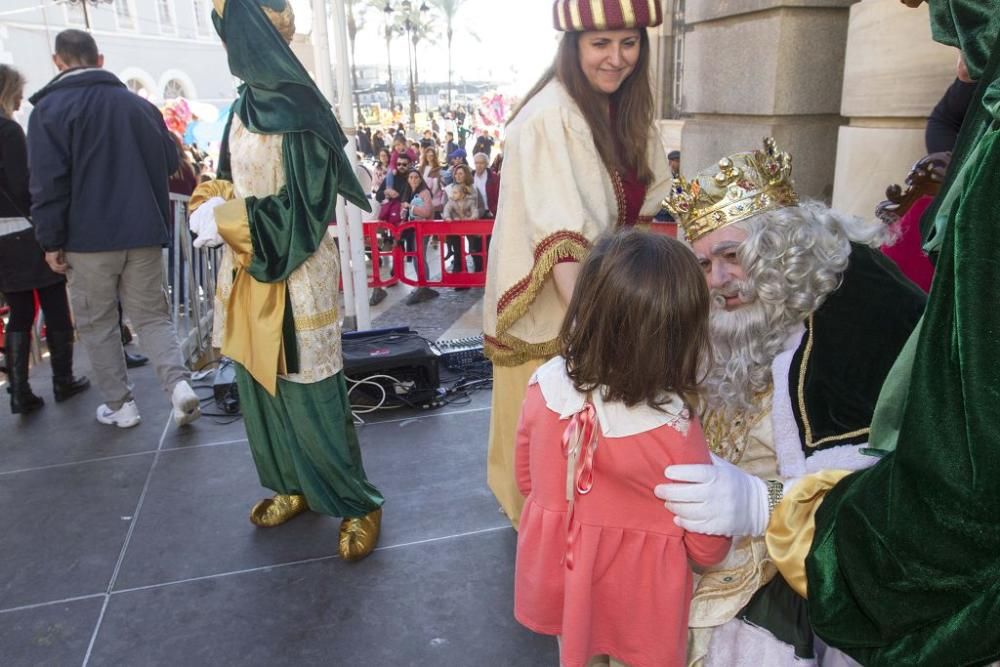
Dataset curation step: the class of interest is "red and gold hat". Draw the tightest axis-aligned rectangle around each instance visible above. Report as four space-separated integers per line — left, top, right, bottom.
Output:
553 0 664 32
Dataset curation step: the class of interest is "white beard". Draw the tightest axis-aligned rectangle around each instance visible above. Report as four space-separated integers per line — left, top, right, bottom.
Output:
704 283 794 414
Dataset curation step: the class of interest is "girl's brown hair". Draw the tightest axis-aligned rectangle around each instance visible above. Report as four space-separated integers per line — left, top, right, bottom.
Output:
509 30 654 185
0 65 25 119
560 230 709 411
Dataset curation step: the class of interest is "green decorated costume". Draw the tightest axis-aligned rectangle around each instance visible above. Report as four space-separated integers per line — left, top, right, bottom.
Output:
191 0 383 553
799 2 1000 664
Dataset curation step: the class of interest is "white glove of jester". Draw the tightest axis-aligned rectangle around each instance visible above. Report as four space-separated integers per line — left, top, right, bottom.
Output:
654 453 770 537
189 196 226 249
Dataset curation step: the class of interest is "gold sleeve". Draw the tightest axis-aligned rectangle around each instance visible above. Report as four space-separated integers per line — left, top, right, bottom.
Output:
215 198 252 267
765 469 853 598
189 179 235 213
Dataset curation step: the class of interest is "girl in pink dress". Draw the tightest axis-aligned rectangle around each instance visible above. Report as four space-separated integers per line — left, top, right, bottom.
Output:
514 231 731 667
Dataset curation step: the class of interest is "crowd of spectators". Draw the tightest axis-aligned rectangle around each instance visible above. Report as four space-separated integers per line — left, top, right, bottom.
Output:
362 120 502 306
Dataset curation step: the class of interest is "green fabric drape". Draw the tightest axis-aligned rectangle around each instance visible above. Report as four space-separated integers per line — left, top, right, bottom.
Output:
212 0 370 285
806 3 1000 665
236 366 384 518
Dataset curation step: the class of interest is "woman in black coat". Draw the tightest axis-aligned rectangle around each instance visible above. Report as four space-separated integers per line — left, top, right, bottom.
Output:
0 64 88 414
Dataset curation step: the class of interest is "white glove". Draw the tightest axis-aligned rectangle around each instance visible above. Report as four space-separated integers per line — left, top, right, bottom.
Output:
189 196 225 249
654 453 769 537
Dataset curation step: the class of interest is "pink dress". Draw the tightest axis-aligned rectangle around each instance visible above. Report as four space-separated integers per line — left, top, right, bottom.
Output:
514 358 731 667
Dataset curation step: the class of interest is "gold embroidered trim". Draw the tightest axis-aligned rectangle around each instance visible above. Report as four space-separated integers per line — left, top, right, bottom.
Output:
797 315 871 448
488 231 590 367
294 307 339 331
703 388 773 465
485 335 560 367
494 231 591 341
611 170 628 228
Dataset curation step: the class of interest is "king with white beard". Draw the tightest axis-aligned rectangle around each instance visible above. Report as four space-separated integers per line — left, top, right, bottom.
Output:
656 139 926 666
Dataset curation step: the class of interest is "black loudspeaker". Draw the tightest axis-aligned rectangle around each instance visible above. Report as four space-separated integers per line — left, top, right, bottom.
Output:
342 328 441 408
213 358 240 414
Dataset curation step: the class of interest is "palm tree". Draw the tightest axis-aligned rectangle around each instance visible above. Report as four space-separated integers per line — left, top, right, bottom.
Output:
410 12 438 93
346 0 368 124
392 2 434 126
382 12 401 115
427 0 469 108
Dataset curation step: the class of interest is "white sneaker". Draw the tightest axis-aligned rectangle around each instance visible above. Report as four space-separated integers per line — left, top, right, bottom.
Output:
96 401 142 428
171 380 201 427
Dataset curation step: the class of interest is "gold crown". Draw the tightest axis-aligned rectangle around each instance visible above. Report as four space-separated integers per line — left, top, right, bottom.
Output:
663 137 799 242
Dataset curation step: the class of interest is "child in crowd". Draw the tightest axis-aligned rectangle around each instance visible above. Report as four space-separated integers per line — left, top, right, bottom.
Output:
443 182 478 221
514 231 731 667
443 164 481 275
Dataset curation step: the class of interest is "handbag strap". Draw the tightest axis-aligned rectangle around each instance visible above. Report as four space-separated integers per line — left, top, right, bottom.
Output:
0 184 31 223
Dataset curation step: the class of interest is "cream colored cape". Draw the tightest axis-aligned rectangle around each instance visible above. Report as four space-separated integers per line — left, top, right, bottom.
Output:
482 79 673 367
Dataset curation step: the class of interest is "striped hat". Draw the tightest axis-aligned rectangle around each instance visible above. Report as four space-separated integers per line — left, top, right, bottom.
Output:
553 0 664 32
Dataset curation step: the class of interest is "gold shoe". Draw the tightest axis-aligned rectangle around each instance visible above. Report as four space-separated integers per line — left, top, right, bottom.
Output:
249 494 308 527
338 507 382 561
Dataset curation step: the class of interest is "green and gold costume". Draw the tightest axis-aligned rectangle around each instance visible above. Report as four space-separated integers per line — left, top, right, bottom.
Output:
771 3 1000 665
192 0 383 531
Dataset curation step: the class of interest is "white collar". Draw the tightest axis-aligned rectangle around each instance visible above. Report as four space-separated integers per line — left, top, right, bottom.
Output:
530 357 690 438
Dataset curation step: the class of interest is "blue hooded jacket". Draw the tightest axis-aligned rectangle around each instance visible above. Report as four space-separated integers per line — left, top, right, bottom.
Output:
27 68 178 252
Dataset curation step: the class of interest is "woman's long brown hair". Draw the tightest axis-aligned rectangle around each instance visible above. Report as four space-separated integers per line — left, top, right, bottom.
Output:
509 30 654 185
0 65 25 119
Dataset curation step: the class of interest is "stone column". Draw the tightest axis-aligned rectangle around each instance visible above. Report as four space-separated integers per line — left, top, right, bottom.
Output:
655 0 685 155
677 1 855 200
831 0 955 219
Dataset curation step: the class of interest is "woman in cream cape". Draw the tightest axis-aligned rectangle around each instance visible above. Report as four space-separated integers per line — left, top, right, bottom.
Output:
483 0 674 529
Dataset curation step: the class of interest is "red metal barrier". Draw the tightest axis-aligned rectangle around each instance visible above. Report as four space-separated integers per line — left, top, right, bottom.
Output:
391 220 494 288
331 219 676 290
363 221 402 289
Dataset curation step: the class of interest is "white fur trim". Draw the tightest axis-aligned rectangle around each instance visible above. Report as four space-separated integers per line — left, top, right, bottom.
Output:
771 325 807 478
704 618 817 667
531 356 689 437
804 443 879 474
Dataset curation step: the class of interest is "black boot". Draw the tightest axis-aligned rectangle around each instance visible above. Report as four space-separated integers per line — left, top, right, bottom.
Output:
7 332 44 414
46 330 90 403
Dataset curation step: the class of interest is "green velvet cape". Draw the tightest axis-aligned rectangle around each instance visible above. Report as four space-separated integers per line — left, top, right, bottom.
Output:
212 0 370 286
806 2 1000 665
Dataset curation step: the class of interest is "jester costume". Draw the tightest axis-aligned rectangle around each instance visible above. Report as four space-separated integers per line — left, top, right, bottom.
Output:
768 1 1000 664
190 0 383 560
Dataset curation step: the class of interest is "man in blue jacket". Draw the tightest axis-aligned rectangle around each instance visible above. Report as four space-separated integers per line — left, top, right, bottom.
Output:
28 29 199 429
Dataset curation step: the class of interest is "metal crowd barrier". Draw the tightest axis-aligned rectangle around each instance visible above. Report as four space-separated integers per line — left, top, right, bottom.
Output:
358 220 494 289
167 194 221 365
354 219 676 290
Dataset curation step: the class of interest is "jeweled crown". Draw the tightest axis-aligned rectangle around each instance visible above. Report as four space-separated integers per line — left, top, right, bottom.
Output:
663 138 799 242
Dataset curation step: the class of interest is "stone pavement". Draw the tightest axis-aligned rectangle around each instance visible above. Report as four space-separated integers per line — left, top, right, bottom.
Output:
0 289 559 666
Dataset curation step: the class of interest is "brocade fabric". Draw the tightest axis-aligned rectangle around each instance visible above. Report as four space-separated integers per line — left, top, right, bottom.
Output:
216 115 343 384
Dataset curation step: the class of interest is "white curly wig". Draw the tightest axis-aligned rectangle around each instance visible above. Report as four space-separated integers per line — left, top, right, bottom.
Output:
703 200 893 414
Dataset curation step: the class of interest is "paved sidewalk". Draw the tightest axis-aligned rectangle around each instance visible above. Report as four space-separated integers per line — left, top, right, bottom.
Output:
0 313 556 665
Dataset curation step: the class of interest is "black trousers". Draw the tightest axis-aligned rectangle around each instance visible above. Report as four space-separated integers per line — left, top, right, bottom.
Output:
2 283 73 333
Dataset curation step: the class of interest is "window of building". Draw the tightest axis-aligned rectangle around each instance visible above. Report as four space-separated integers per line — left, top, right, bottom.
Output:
64 2 87 26
163 79 189 100
192 0 210 35
115 0 135 30
157 0 175 31
126 78 152 99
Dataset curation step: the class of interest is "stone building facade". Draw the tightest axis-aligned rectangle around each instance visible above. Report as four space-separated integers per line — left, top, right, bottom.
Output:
0 0 235 120
657 0 957 220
